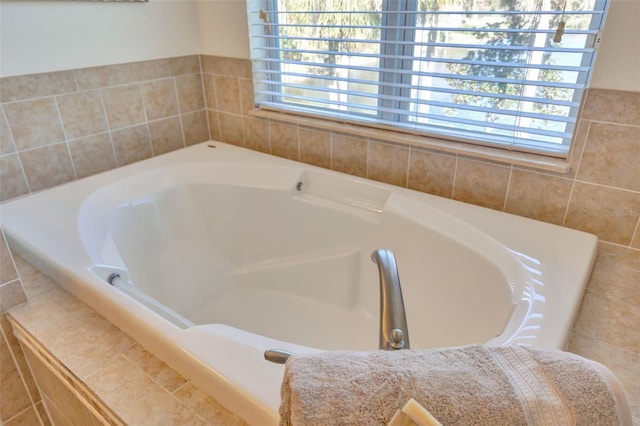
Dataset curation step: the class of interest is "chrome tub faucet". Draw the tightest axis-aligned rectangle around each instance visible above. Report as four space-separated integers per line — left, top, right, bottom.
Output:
371 248 410 350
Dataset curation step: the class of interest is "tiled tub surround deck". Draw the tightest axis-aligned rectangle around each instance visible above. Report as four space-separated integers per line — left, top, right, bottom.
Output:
0 55 639 424
7 261 246 426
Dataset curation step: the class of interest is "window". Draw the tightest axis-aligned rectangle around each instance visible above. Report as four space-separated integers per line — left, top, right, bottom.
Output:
247 0 609 156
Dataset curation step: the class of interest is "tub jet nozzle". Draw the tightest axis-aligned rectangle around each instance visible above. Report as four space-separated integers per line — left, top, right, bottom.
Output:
106 272 121 286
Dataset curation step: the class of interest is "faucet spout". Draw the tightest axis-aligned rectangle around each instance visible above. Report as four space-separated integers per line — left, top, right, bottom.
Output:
371 248 410 350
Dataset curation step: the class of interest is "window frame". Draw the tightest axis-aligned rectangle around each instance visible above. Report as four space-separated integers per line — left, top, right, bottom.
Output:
249 0 610 158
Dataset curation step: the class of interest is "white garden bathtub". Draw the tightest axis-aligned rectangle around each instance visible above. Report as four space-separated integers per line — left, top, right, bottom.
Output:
1 141 598 425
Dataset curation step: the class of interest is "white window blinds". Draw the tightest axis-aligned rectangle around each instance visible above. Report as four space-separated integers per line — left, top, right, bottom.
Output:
247 0 609 156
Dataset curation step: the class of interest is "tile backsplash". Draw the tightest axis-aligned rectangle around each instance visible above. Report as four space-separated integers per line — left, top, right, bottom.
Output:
0 55 210 202
1 55 639 424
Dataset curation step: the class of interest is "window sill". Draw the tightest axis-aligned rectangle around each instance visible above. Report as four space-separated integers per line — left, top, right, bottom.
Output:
250 109 570 174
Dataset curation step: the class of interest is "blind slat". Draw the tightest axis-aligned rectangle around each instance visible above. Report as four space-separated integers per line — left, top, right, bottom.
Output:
253 38 596 55
252 50 591 73
255 60 588 90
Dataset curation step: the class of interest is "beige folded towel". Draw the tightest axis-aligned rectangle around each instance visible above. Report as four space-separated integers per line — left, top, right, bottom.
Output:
279 345 631 426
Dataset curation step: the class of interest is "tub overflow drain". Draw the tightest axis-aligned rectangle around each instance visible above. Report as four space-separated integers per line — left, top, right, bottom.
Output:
296 181 303 191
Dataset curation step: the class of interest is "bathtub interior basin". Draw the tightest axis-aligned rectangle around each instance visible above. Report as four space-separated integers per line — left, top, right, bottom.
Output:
81 165 522 351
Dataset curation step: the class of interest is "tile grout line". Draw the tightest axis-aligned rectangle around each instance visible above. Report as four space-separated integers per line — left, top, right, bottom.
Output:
0 317 46 426
450 153 459 200
562 120 592 226
117 352 212 426
96 90 119 167
502 164 514 212
197 55 212 144
52 96 79 181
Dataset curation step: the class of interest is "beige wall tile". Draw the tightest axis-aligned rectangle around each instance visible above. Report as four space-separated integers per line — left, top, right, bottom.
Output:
101 85 146 130
74 62 157 91
208 110 221 141
331 133 367 178
20 144 75 192
270 121 299 161
56 91 107 139
173 382 247 425
299 127 331 169
572 292 640 354
202 74 217 110
84 356 206 425
123 344 187 392
0 328 32 422
41 394 68 426
453 158 511 210
21 346 104 426
632 228 640 249
505 170 573 225
565 182 640 245
149 117 184 155
567 119 590 178
218 113 244 146
0 281 27 313
74 65 114 91
68 133 116 179
8 287 94 336
239 78 255 114
577 122 640 191
176 74 205 113
1 316 41 408
4 98 65 150
0 154 29 202
407 148 455 198
38 309 135 379
181 110 210 146
1 233 17 285
582 89 640 126
368 140 409 187
111 124 152 166
200 55 216 74
155 55 201 78
141 79 179 121
0 71 76 103
586 243 640 306
11 255 55 301
201 56 252 79
35 402 51 426
116 61 159 84
1 106 16 155
243 116 269 153
214 75 241 114
4 405 42 426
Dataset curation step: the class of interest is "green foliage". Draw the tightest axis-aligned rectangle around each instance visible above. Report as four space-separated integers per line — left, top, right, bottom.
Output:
445 0 572 124
280 0 382 55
